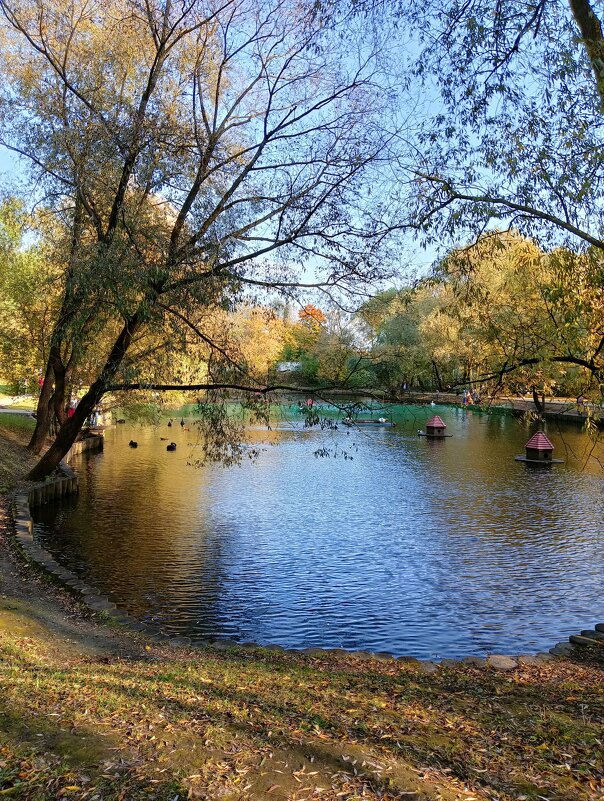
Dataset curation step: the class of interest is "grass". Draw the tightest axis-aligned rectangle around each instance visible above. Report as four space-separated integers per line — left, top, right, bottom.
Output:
0 427 603 801
0 627 603 801
0 415 37 492
0 414 35 435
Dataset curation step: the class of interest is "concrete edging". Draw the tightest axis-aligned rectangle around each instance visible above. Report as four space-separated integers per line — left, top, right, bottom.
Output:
26 435 104 507
66 434 105 459
10 453 602 670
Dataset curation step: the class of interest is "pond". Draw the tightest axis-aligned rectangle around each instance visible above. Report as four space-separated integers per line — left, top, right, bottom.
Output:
33 404 604 659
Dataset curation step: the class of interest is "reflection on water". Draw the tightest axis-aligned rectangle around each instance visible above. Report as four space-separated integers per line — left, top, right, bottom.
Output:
33 406 604 658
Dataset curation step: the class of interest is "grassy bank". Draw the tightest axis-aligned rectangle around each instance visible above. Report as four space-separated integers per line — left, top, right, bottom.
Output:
0 414 36 492
1 627 604 801
0 425 603 801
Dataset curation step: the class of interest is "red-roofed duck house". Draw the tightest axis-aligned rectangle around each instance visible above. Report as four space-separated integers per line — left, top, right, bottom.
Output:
424 415 448 438
515 431 564 464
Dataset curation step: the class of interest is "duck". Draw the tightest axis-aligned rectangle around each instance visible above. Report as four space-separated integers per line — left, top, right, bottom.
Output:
166 442 177 451
167 419 173 427
117 419 126 424
129 440 138 448
160 437 168 441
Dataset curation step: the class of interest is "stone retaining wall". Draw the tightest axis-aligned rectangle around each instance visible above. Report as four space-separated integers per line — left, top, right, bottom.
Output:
66 433 104 460
10 459 603 670
27 435 104 506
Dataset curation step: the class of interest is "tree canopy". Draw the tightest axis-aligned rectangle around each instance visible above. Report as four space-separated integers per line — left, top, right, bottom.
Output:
1 0 603 480
393 0 604 255
0 0 402 478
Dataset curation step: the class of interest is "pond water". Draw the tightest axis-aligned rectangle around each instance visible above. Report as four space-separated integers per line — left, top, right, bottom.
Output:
33 404 604 659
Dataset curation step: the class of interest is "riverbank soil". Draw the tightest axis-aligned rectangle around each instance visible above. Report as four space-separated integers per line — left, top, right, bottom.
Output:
1 425 603 801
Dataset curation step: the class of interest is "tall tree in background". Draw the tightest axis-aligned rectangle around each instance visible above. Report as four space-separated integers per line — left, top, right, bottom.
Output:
433 233 604 393
0 0 399 479
358 288 443 391
0 201 57 391
357 231 604 395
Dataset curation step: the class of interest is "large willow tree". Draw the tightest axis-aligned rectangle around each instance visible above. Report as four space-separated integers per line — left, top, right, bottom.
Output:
0 0 399 479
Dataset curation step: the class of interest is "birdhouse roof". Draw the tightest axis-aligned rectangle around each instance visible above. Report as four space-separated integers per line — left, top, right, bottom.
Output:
426 415 446 428
525 431 554 450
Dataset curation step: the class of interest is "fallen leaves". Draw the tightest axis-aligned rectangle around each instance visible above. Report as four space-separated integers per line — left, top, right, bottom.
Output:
1 626 604 801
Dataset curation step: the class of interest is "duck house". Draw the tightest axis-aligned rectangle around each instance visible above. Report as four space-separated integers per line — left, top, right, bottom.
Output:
515 431 563 464
420 415 450 438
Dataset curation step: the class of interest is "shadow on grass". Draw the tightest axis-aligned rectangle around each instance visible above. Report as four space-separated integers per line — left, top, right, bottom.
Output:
6 642 600 801
0 702 117 769
2 585 604 801
0 595 150 659
0 696 189 801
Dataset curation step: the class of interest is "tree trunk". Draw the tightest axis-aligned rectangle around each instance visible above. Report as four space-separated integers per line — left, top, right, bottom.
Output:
27 360 55 453
569 0 604 109
531 385 545 414
28 345 70 452
26 314 141 480
51 355 68 428
28 198 83 453
432 359 444 391
26 389 99 480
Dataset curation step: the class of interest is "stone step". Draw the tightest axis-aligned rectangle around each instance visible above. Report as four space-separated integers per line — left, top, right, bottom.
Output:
486 654 518 671
549 642 575 656
580 630 604 640
168 636 192 648
462 656 487 667
569 634 604 647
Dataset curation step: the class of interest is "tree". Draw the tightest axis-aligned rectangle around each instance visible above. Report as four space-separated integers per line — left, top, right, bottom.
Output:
0 200 59 392
0 0 400 479
430 232 604 395
325 2 604 267
212 305 288 381
309 310 370 386
389 1 604 255
298 304 327 328
338 0 604 398
357 232 604 397
359 287 448 391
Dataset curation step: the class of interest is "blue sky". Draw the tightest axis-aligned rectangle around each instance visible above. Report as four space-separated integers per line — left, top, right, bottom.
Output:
0 146 19 178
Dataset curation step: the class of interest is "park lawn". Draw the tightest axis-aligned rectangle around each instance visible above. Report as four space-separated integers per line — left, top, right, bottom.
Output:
0 414 36 492
0 386 36 411
0 400 36 412
0 427 603 801
0 625 603 801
